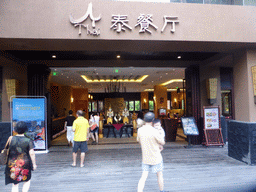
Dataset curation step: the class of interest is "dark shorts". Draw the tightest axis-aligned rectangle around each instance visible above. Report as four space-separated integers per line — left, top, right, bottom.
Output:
73 141 88 153
91 127 99 134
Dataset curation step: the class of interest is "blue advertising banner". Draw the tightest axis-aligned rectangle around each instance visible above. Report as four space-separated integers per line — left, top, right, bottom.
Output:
12 97 47 151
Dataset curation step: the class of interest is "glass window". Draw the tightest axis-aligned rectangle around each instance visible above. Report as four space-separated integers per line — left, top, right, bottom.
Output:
98 101 103 112
135 101 141 111
167 100 171 110
88 102 91 112
92 101 97 112
125 101 128 108
244 0 256 6
129 101 134 111
204 0 232 4
233 0 243 5
149 100 154 111
185 0 203 3
221 90 232 117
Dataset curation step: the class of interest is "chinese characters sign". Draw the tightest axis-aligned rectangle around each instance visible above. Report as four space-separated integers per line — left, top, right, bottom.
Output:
69 2 179 36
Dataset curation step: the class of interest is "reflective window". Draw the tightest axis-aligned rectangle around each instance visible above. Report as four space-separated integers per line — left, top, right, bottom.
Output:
244 0 256 6
221 90 232 117
88 102 92 112
135 101 141 111
129 101 134 111
149 100 154 111
184 0 204 3
92 101 97 112
98 101 103 112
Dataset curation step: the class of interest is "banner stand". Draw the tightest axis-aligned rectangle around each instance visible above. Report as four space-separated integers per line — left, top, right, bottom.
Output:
11 96 49 153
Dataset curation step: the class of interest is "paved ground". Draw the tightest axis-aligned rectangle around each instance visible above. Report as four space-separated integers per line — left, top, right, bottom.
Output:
1 141 256 192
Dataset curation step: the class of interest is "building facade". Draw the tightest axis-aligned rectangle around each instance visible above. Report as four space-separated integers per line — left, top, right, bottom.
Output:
1 0 256 146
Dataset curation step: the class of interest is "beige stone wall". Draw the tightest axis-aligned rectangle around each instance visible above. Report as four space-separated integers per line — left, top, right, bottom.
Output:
233 50 249 121
0 0 256 52
234 50 256 122
1 59 27 122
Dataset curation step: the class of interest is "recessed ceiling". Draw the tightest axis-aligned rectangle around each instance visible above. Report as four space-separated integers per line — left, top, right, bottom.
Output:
50 67 185 93
4 50 217 93
6 50 218 61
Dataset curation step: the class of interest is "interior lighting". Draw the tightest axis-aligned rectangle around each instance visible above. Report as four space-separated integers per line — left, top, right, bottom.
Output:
144 88 185 92
177 56 181 59
52 55 56 59
71 97 74 103
144 99 147 103
174 98 177 102
117 55 121 59
81 75 148 83
161 79 184 86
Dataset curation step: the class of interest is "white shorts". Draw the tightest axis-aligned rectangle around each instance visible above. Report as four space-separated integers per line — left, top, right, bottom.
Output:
66 126 74 143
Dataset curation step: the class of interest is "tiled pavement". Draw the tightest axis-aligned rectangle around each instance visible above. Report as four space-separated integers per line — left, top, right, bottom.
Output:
1 135 256 192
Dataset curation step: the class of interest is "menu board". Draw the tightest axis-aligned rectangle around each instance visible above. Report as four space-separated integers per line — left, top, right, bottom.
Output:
204 107 219 129
181 117 199 136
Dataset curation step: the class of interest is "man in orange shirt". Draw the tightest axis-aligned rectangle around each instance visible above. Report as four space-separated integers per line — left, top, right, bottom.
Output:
137 112 168 192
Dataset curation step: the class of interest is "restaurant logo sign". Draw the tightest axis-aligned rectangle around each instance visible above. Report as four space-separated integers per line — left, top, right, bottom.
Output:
70 2 179 36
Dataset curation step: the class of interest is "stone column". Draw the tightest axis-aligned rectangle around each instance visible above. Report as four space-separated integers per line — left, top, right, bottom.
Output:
72 88 88 119
233 50 256 122
154 85 167 118
141 92 149 110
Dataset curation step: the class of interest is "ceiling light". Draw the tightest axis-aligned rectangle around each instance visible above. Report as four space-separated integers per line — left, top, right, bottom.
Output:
144 88 186 92
177 56 181 59
161 79 183 86
52 55 56 59
117 55 121 59
81 75 148 83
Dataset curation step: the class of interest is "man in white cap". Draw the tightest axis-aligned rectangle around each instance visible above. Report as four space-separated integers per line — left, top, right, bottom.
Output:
137 112 168 192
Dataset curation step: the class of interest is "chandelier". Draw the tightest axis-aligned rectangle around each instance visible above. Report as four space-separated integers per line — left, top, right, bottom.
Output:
105 78 126 93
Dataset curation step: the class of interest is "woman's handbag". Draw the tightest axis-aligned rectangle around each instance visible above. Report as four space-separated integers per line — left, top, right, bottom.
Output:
0 136 12 165
90 124 97 131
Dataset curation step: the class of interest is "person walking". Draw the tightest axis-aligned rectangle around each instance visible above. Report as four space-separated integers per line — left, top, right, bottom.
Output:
137 112 168 192
5 121 37 192
72 110 90 168
64 110 76 146
91 113 99 144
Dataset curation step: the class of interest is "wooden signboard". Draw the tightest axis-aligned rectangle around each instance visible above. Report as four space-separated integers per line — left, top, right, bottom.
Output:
203 106 224 147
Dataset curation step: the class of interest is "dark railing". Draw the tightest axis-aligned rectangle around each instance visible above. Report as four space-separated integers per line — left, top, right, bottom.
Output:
0 122 11 150
51 117 66 138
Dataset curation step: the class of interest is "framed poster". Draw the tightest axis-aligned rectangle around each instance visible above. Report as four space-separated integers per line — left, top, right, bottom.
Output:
181 117 199 136
204 106 219 129
11 96 47 152
203 106 224 146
